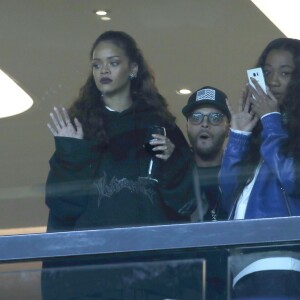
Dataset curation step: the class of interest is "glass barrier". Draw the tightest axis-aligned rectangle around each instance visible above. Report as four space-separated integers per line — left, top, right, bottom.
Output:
227 243 300 299
0 218 300 299
0 258 205 300
0 1 289 235
0 262 42 300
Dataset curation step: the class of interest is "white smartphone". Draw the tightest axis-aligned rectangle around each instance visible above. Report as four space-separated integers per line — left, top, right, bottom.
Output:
247 67 267 94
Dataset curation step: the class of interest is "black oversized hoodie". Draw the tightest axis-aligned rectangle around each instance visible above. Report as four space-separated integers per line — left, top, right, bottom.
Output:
45 102 193 231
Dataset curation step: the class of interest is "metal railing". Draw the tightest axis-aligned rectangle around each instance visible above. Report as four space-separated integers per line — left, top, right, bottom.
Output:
0 216 299 262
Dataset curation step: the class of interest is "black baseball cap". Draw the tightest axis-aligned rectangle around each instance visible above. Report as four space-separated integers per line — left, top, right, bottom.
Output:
182 86 231 121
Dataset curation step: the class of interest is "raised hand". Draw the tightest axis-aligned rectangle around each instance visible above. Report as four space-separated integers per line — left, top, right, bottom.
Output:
228 87 259 132
150 134 175 161
47 106 84 139
249 78 279 118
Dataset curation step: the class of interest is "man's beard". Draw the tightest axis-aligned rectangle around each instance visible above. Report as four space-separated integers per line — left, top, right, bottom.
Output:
193 138 225 161
195 146 220 161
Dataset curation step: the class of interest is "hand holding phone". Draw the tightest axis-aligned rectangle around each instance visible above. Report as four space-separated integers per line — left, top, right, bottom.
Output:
247 67 267 94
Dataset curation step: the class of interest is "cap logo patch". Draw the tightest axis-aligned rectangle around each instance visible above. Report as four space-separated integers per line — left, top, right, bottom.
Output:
196 89 215 101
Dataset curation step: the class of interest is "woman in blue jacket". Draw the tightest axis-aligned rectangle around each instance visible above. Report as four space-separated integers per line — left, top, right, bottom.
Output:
220 38 300 299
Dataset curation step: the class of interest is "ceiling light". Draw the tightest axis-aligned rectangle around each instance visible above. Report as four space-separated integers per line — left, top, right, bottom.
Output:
176 89 192 95
0 69 33 118
95 10 107 16
101 16 111 21
251 0 300 39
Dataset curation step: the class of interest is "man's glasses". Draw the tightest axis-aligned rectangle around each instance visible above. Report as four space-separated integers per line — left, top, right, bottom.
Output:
188 112 225 125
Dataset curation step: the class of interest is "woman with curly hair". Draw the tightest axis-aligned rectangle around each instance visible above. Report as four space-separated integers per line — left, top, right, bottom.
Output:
46 30 191 232
220 38 300 299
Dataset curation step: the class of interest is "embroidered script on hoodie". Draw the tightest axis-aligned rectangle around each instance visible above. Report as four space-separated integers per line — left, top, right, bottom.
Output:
94 173 156 207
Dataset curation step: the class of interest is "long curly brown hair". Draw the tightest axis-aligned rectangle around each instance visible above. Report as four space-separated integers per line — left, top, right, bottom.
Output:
68 31 175 143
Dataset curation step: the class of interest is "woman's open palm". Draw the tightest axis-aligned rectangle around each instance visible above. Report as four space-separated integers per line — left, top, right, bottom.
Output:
47 107 84 139
228 88 259 132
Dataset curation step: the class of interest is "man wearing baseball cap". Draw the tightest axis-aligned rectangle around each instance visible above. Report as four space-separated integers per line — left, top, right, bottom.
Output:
182 86 230 222
183 86 230 299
